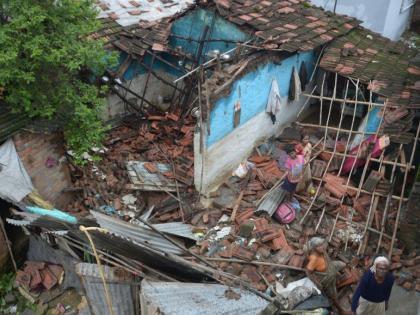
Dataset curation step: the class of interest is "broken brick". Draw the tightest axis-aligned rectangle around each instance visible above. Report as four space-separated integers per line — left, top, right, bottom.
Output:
241 265 262 283
288 254 305 268
235 208 254 225
232 245 255 261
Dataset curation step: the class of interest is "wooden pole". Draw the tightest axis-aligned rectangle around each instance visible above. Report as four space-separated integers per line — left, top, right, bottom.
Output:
319 72 326 125
310 176 408 201
344 86 384 250
303 149 414 170
0 218 17 272
139 54 155 109
314 80 349 231
323 73 337 150
375 145 403 253
301 93 389 107
330 79 367 243
388 122 420 256
230 191 244 222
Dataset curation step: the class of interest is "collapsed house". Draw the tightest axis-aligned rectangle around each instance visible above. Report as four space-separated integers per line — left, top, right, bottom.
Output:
92 0 360 195
1 0 420 314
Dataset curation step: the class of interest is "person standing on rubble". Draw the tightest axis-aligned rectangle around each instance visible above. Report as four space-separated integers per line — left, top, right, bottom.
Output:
351 256 394 315
305 237 351 315
281 144 304 200
297 134 312 192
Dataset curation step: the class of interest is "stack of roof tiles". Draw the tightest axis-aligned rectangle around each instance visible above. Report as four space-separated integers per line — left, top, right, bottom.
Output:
207 0 359 52
320 27 420 108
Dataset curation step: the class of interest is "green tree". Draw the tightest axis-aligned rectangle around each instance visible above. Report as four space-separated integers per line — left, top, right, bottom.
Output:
0 0 116 162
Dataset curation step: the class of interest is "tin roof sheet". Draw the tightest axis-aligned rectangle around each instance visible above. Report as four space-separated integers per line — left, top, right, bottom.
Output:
140 280 269 315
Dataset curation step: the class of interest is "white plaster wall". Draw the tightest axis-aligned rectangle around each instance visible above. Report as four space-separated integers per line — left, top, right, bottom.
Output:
102 70 181 121
383 0 415 40
194 84 314 195
309 0 413 40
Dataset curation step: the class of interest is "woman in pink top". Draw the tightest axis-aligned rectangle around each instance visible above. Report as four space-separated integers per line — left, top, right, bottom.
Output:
282 144 305 199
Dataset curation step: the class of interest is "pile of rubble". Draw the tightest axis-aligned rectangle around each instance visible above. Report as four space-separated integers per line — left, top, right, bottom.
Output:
10 109 419 314
65 111 195 219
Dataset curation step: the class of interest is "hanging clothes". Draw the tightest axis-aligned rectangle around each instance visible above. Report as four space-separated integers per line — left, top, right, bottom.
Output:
299 61 308 90
266 78 282 124
289 67 302 101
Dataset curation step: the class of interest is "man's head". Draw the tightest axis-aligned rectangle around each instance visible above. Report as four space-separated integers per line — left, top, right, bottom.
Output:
375 261 390 279
308 237 326 254
371 256 390 279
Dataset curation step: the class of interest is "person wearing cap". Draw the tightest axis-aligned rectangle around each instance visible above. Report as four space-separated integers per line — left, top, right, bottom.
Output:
351 256 394 315
281 144 304 200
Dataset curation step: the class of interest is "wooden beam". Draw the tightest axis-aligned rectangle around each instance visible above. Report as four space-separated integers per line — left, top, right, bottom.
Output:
302 93 388 107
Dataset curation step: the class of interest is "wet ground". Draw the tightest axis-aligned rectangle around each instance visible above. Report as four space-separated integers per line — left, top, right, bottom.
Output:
387 285 420 315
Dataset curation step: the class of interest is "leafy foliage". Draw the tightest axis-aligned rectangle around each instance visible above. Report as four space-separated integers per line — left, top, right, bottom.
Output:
0 272 36 314
0 0 116 161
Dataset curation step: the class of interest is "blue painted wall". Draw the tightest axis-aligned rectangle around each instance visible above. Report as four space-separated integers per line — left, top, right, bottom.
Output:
170 8 249 61
117 9 248 80
120 52 184 81
207 51 316 147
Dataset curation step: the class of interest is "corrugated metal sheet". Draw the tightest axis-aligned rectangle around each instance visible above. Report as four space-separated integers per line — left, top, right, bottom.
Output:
140 280 269 315
126 161 179 192
76 263 139 315
0 107 29 143
91 211 184 255
151 222 197 241
255 185 286 216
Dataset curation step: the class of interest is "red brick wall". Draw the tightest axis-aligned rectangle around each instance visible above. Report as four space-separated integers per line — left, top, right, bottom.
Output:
12 131 72 208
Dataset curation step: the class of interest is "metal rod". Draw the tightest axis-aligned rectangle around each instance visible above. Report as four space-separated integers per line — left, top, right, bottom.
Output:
173 40 252 83
139 54 155 109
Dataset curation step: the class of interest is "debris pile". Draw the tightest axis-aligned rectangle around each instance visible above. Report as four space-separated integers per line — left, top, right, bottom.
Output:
65 111 195 219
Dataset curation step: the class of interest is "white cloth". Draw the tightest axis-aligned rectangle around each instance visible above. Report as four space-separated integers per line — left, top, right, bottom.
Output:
276 277 321 297
292 67 302 101
370 256 390 273
0 139 33 203
356 297 385 315
266 79 283 115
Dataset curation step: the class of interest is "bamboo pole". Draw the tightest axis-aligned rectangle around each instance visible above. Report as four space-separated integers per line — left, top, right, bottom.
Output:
310 177 409 201
173 40 253 83
329 79 366 243
319 72 326 125
323 73 337 149
388 122 420 256
356 152 385 256
80 226 115 315
302 93 389 107
344 86 384 250
299 77 339 224
306 149 415 170
314 80 349 231
203 257 327 275
375 145 403 253
0 218 17 272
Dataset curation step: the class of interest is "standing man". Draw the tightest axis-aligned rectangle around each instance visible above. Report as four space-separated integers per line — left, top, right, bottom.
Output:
351 256 394 315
